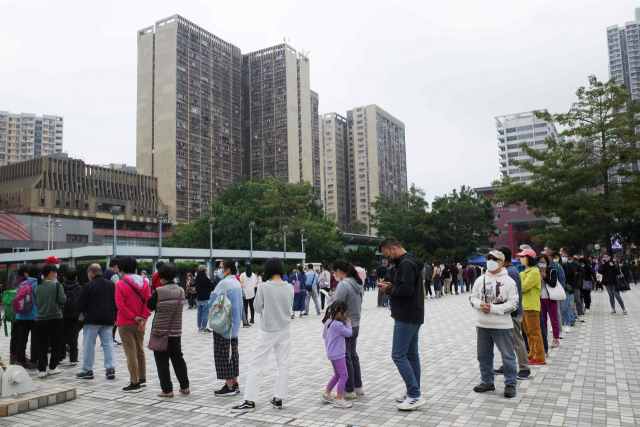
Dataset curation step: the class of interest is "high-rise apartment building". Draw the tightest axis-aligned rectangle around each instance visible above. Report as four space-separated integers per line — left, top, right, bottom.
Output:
319 113 350 231
0 112 63 166
345 105 407 234
495 110 558 183
607 8 640 99
137 15 243 223
242 45 320 190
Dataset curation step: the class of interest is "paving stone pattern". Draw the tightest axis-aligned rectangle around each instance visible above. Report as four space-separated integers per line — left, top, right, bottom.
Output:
0 286 638 426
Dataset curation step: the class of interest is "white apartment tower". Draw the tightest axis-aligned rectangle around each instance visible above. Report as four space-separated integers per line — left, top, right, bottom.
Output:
607 8 640 99
0 112 63 166
319 113 350 231
495 111 558 183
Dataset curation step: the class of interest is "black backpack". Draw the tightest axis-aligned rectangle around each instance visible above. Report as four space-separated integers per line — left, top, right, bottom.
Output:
63 282 81 319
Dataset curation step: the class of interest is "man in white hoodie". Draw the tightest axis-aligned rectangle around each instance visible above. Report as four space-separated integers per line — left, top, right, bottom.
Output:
469 250 519 398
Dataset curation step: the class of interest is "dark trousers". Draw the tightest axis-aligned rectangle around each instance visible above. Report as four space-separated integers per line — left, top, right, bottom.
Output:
320 289 327 309
36 319 63 372
153 336 189 393
243 297 255 323
16 319 36 364
425 280 432 296
10 322 18 356
581 289 592 310
377 290 388 306
187 294 196 308
60 318 79 362
344 325 362 393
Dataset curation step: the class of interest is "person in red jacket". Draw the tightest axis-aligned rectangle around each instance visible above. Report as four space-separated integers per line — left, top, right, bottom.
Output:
115 257 151 393
151 261 165 292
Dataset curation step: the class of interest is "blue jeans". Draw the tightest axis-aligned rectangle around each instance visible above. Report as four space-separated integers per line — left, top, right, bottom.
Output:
82 324 116 373
392 321 421 398
560 293 571 327
477 327 517 387
605 284 625 310
344 326 362 393
197 300 210 329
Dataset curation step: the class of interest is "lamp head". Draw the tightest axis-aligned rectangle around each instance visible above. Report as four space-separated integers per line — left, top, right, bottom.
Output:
282 226 288 232
208 217 216 226
300 228 305 234
249 222 255 230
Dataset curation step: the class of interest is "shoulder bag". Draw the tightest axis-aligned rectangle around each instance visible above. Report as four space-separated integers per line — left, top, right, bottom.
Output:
545 279 566 301
148 296 182 352
293 273 302 293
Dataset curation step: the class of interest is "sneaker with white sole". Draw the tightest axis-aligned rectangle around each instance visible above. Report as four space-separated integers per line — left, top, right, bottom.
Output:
321 393 334 403
397 394 426 411
585 309 590 314
355 387 365 396
333 391 357 400
395 391 408 402
38 371 47 378
333 398 352 408
230 401 255 413
564 325 571 333
48 368 62 376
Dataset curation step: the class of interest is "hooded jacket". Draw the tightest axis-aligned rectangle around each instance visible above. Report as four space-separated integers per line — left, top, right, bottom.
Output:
333 276 364 327
469 268 519 329
115 273 152 326
385 251 425 324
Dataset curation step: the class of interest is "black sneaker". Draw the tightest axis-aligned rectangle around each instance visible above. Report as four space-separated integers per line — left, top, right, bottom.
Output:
233 383 240 392
123 382 142 393
106 369 116 380
473 383 495 393
215 384 239 397
113 340 123 347
270 397 283 409
291 315 295 319
494 366 504 375
139 378 146 387
76 370 94 380
231 401 255 413
504 385 516 398
26 362 38 370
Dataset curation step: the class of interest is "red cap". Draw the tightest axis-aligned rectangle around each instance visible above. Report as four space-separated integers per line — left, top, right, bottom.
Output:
515 248 536 258
45 256 62 264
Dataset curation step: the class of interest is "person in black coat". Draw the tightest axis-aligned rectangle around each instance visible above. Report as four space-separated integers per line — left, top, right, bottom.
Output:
194 265 214 333
599 254 627 314
60 267 82 365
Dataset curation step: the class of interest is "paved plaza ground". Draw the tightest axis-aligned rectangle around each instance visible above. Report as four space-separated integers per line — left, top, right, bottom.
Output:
0 286 639 426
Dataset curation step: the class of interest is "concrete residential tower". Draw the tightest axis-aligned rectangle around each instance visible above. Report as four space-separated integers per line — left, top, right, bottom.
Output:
0 112 63 166
137 15 243 223
319 113 350 231
607 8 640 99
495 110 558 183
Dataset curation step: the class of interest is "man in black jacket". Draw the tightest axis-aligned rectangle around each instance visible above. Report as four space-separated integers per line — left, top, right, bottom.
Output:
60 267 82 365
75 263 117 380
377 237 425 411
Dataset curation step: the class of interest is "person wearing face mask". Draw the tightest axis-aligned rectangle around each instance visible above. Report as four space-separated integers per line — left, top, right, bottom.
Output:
600 253 627 315
561 249 585 323
33 263 67 378
578 257 595 314
469 250 519 398
516 248 545 365
195 265 214 333
536 254 560 349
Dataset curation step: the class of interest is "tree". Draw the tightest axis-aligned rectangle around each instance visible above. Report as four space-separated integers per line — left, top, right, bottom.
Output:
164 177 345 263
492 76 640 255
346 220 368 234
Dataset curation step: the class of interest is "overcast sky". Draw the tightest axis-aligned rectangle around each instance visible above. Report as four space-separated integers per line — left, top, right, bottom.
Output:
1 0 633 203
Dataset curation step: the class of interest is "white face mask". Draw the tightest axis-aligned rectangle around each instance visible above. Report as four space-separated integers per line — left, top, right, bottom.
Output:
487 260 500 271
55 264 60 269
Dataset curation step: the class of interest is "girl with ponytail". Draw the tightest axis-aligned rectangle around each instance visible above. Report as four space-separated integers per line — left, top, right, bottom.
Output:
320 300 353 408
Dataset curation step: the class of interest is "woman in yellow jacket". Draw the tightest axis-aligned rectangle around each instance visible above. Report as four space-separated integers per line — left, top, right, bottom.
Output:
517 249 545 365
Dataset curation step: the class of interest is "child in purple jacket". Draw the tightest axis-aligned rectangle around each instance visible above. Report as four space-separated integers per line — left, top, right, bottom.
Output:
320 300 353 408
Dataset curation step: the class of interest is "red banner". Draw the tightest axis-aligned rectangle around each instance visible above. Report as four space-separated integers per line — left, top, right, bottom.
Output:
93 229 172 238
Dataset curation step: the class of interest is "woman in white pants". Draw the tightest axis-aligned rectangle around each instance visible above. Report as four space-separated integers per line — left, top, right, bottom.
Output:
231 257 295 413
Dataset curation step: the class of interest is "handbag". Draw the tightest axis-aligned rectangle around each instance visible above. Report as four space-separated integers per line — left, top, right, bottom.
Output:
545 280 566 301
582 279 594 291
148 296 182 352
616 275 630 292
293 273 301 293
209 280 233 335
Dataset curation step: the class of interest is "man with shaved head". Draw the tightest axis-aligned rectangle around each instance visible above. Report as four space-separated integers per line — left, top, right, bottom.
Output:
75 263 118 380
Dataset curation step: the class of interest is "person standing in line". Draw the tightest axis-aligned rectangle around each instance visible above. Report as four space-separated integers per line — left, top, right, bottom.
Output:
15 265 40 369
377 259 389 307
621 261 631 286
456 263 464 295
630 261 639 286
115 256 152 393
600 253 627 315
33 264 67 378
289 266 307 319
537 254 561 349
467 263 476 295
517 248 545 365
194 265 214 333
332 259 365 400
320 300 353 409
75 264 117 380
211 259 244 397
319 265 332 310
103 258 122 346
461 265 468 294
231 257 294 413
304 264 322 316
547 251 567 339
60 267 81 366
146 263 190 398
470 250 519 398
493 246 530 380
442 263 452 296
579 257 595 314
423 261 433 299
377 237 426 411
562 249 585 323
151 261 165 292
432 261 442 298
185 272 196 310
241 264 258 325
8 265 29 366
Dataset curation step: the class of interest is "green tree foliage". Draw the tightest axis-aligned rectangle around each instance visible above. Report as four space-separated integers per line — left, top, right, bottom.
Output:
164 177 345 262
346 220 368 234
492 76 640 254
370 185 496 262
343 246 378 271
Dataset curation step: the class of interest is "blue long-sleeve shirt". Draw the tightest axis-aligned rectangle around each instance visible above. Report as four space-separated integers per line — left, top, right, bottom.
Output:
552 262 566 287
305 271 319 292
209 276 243 339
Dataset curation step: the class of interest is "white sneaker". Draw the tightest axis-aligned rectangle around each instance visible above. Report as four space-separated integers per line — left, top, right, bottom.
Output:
585 309 590 314
49 368 62 376
355 387 365 396
397 394 426 411
38 371 47 378
332 390 357 400
395 391 408 402
564 325 571 333
577 316 585 323
333 398 352 408
321 393 334 403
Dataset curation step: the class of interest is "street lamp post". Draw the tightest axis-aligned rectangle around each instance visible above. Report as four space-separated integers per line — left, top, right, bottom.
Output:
208 217 216 267
110 206 121 257
283 226 288 260
249 222 255 260
157 210 169 260
44 215 62 250
300 228 305 265
594 244 600 258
